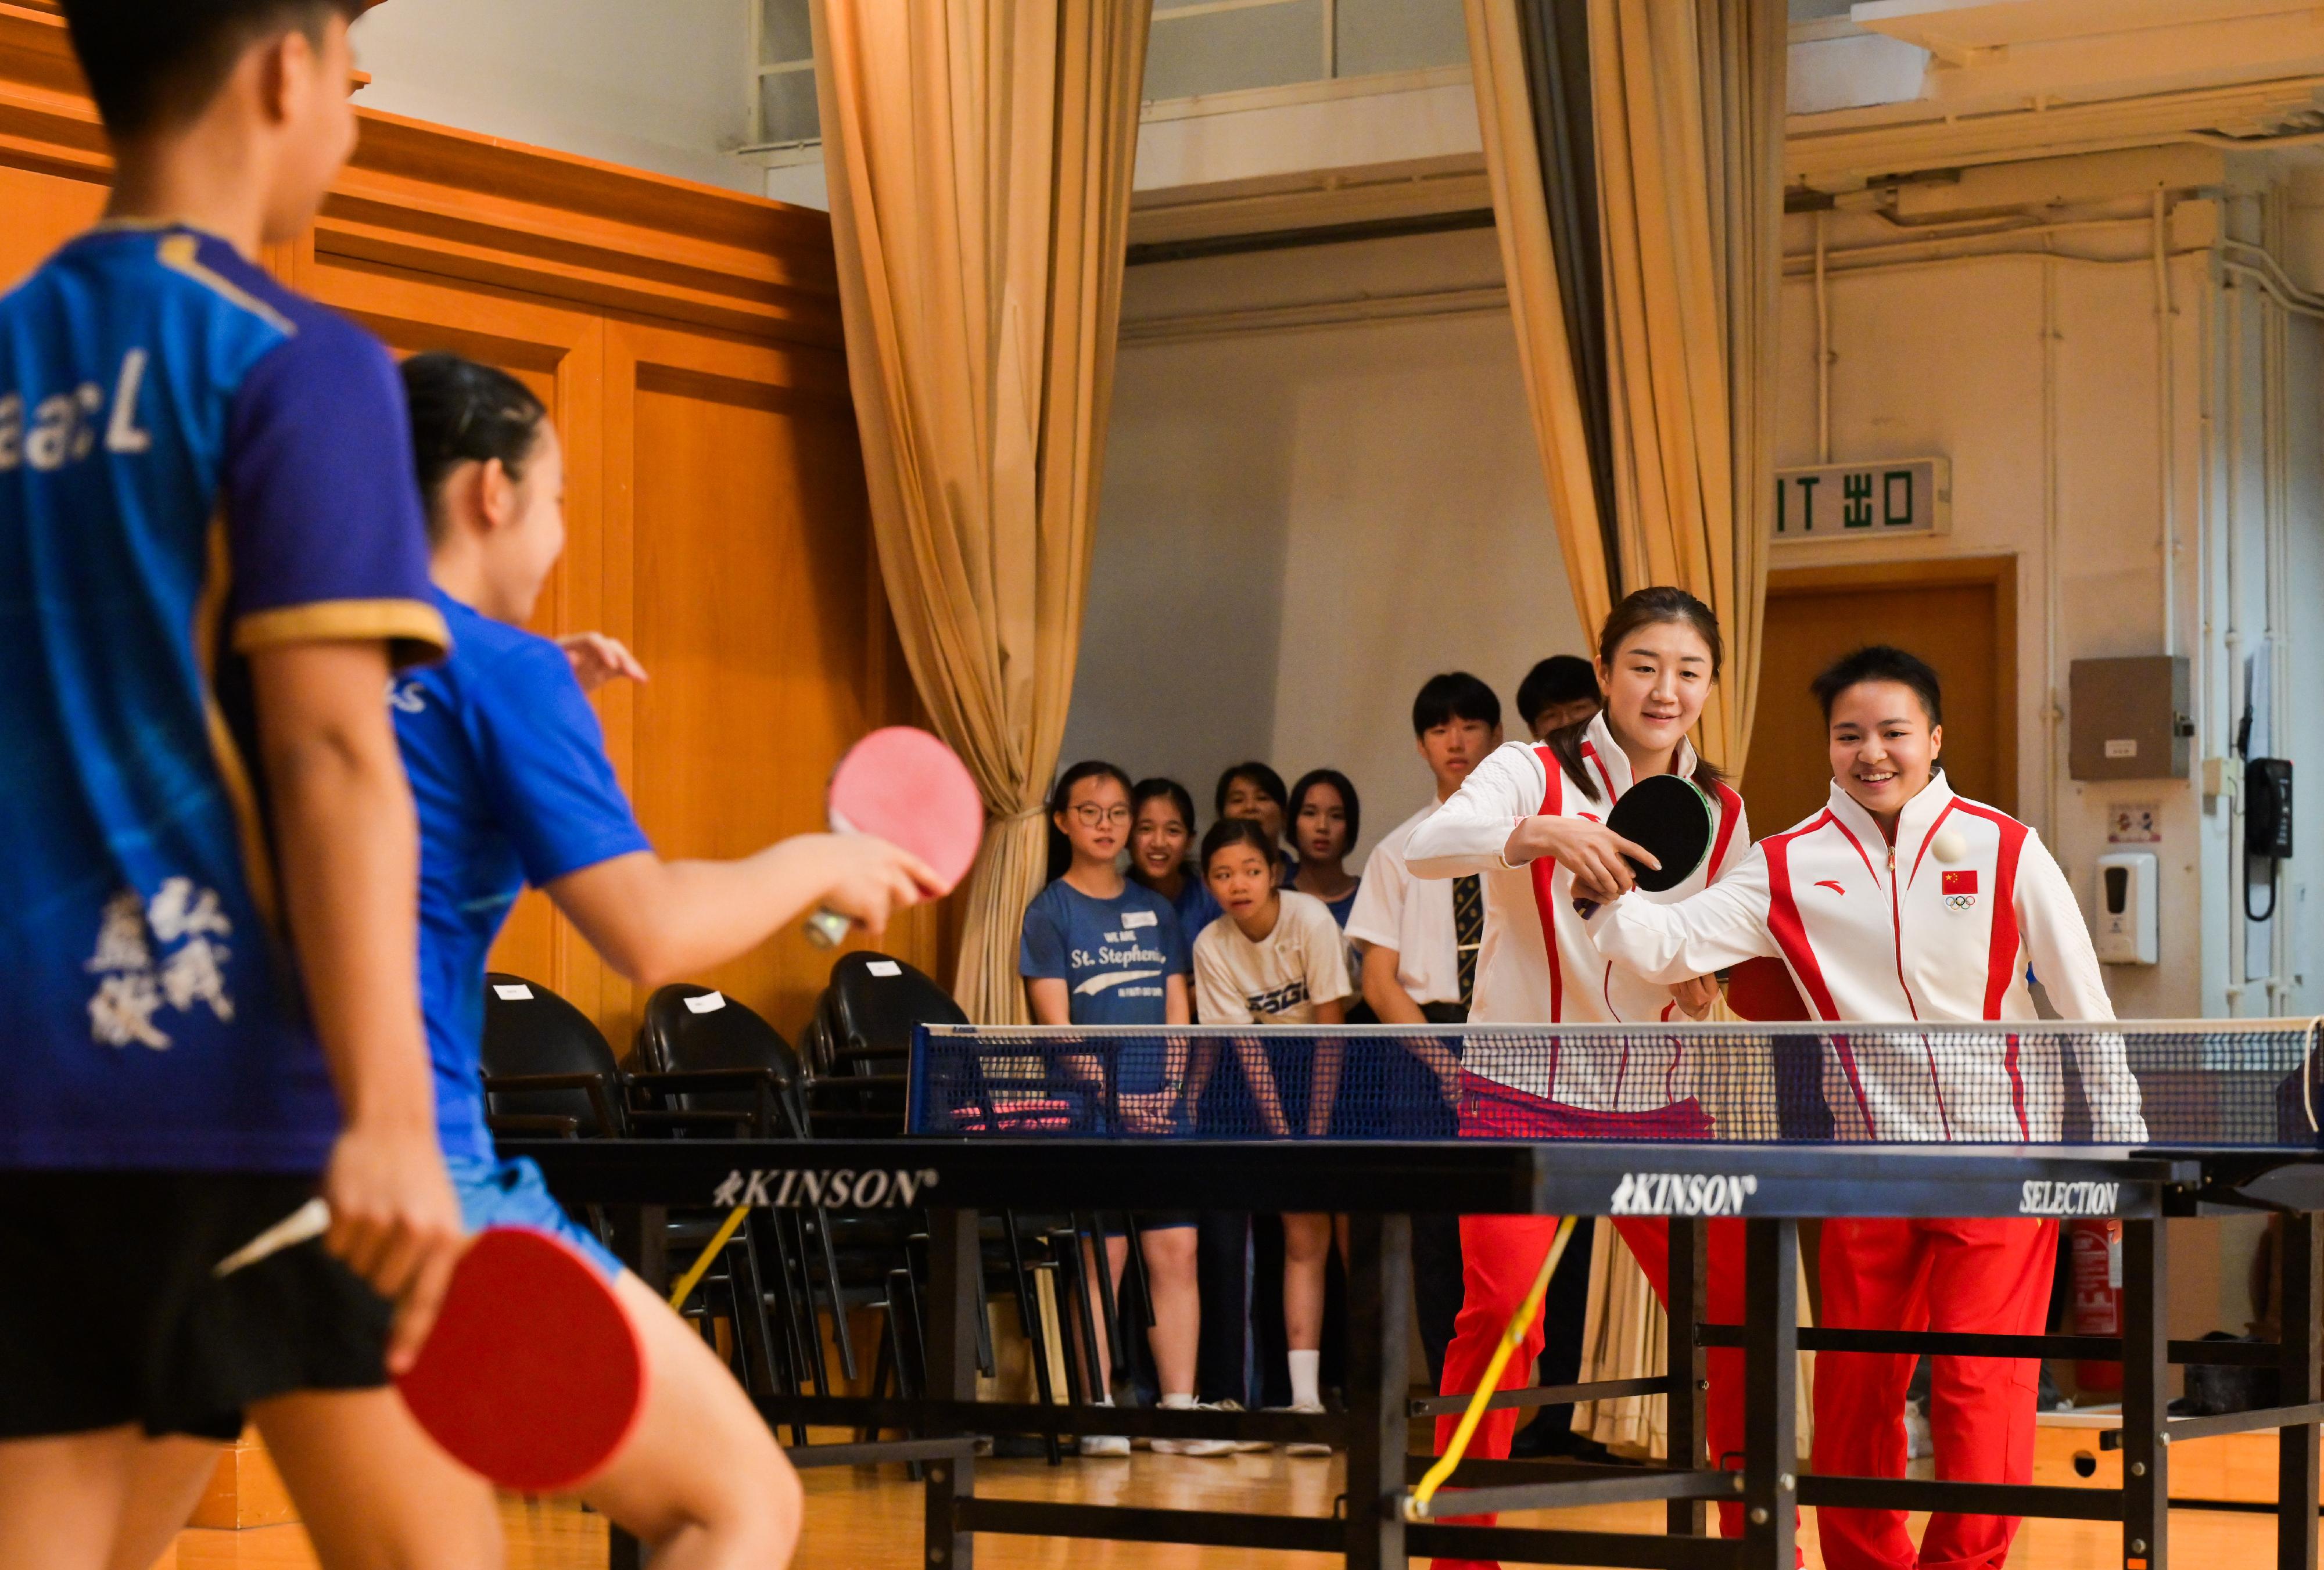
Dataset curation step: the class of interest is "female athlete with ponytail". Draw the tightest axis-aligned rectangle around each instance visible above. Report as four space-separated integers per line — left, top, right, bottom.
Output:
1403 587 1757 1567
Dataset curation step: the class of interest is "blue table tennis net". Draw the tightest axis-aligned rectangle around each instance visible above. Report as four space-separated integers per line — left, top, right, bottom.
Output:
906 1021 2324 1148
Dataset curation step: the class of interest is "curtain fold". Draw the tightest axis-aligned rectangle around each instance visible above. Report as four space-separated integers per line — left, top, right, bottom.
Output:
1587 0 1784 778
1463 0 1618 638
812 0 1151 1019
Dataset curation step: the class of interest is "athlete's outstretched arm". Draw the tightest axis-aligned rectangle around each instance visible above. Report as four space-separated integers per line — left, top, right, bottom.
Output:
2017 832 2147 1141
1403 743 1537 878
548 836 942 990
250 640 461 1371
1585 847 1781 984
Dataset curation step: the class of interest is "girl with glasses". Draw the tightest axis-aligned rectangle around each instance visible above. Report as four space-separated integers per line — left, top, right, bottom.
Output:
1020 760 1208 1454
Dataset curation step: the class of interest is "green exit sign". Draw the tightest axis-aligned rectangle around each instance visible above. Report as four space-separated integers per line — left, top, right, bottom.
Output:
1773 457 1950 542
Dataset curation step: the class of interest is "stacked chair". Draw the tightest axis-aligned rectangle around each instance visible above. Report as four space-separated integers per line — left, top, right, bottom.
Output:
479 975 783 1417
476 957 1152 1467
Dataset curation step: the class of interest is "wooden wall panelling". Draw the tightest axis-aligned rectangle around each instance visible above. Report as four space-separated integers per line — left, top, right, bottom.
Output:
0 0 945 1050
609 315 933 1041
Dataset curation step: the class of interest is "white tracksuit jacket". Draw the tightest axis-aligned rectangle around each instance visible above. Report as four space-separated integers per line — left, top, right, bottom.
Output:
1587 773 2148 1143
1403 715 1749 1109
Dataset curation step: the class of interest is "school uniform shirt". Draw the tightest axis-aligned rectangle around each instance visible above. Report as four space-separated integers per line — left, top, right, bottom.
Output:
1345 803 1464 1007
1018 879 1190 1027
396 588 652 1163
1192 891 1354 1026
1322 879 1365 990
0 223 449 1172
1160 872 1222 953
1587 772 2147 1143
1402 713 1749 1109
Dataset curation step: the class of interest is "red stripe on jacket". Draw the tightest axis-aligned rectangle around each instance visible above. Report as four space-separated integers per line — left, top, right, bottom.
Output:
1529 745 1566 1023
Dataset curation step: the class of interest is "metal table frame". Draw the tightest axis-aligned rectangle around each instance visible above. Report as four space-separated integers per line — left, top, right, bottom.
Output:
518 1138 2324 1570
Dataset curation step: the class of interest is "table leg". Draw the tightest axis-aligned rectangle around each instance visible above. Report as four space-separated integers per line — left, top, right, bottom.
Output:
1741 1218 1798 1570
2123 1218 2169 1570
2280 1213 2321 1570
604 1205 666 1570
1667 1217 1708 1537
925 1207 979 1570
1344 1212 1410 1570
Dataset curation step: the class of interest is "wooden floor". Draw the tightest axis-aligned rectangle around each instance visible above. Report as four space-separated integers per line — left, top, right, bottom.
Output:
158 1447 2300 1569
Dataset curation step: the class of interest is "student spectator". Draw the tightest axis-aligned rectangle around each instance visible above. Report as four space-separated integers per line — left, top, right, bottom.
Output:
1516 654 1601 742
1287 769 1362 927
1343 671 1502 1393
1128 777 1222 950
1022 761 1210 1456
1217 761 1296 883
1127 777 1263 1432
1189 819 1353 1455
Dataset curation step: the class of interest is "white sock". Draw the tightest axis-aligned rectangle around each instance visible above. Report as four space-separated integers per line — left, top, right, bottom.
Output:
1288 1349 1321 1409
1094 1395 1114 1409
1160 1392 1196 1409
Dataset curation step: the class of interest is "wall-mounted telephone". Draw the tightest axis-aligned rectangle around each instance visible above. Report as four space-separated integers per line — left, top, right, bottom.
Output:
2246 757 2293 921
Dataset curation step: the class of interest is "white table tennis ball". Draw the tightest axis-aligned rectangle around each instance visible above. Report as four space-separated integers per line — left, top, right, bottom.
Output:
1931 828 1969 864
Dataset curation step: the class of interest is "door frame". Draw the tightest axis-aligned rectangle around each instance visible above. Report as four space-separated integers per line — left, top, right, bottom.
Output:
1761 552 2018 814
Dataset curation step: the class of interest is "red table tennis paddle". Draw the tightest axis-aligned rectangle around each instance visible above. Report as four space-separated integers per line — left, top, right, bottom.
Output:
1572 771 1715 917
216 1205 645 1493
805 725 985 947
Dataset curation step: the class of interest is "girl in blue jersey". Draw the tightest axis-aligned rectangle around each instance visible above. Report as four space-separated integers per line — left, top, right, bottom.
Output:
1021 760 1208 1455
394 353 942 1565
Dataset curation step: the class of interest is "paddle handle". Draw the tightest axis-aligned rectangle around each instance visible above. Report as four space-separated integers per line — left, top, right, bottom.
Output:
804 907 852 947
214 1197 332 1277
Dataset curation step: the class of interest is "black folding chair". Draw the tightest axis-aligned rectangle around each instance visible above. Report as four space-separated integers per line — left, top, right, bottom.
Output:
482 973 774 1400
632 983 851 1422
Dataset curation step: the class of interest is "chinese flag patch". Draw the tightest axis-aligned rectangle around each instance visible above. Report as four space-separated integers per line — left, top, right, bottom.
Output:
1943 870 1978 895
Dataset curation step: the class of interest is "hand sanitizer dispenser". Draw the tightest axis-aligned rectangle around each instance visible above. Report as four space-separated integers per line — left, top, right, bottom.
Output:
2093 852 2157 965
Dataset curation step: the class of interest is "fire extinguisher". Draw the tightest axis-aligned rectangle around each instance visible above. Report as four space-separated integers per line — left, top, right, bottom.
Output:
2071 1219 2122 1393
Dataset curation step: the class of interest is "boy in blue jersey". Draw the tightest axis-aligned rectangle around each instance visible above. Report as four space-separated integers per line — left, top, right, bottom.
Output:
2 3 479 1566
393 352 941 1563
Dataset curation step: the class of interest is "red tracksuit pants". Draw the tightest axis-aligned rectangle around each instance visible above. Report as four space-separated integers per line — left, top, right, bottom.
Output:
1430 1074 1749 1570
1813 1216 2058 1570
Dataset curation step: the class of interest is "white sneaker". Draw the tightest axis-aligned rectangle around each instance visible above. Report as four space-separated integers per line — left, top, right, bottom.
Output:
1157 1402 1240 1458
1903 1398 1933 1461
1279 1401 1333 1457
1079 1432 1131 1458
1211 1397 1272 1453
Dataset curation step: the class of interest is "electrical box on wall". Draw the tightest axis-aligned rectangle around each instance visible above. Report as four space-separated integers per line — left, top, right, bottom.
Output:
2069 657 2192 781
2094 852 2158 965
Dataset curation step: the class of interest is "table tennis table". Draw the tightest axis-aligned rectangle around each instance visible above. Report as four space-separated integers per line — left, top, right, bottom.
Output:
517 1019 2324 1570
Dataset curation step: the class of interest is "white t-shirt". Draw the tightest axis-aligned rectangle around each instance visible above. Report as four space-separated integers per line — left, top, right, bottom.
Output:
1192 890 1355 1025
1344 799 1462 1007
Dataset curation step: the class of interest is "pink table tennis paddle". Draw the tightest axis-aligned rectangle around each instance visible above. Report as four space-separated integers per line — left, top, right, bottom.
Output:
217 1207 645 1493
805 725 985 947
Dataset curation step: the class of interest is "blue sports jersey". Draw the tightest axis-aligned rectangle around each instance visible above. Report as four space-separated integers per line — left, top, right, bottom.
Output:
0 223 447 1172
394 590 651 1161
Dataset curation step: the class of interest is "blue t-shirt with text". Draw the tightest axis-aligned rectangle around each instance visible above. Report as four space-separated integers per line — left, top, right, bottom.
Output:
1019 880 1190 1026
0 224 446 1172
394 590 651 1161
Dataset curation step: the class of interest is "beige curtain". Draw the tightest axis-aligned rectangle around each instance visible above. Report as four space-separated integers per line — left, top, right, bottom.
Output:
1462 0 1617 639
812 1 1152 1019
1569 1222 1814 1458
1587 0 1785 777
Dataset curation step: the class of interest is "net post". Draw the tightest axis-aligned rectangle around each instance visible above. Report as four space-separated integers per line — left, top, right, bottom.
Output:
2279 1212 2321 1570
1741 1217 1798 1570
1344 1211 1410 1570
2122 1217 2169 1570
924 1206 980 1570
1667 1216 1709 1536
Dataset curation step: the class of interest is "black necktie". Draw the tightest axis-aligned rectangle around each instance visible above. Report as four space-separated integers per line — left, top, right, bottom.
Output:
1453 874 1483 1010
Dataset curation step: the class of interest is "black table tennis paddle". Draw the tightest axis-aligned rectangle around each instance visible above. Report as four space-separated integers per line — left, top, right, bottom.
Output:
1572 771 1714 916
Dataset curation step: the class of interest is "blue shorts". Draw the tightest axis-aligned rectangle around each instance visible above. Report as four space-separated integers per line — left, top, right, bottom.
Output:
448 1154 623 1281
